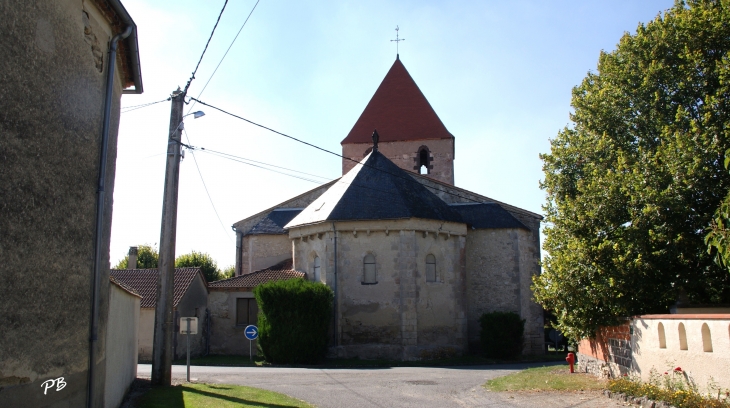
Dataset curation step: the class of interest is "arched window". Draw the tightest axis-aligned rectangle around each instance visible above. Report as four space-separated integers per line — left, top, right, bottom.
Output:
425 254 436 282
363 254 376 284
702 323 713 352
414 146 431 175
678 323 688 350
657 322 666 349
313 256 321 282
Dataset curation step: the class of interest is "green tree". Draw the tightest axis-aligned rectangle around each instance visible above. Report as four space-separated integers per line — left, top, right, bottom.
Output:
114 244 159 269
175 251 221 282
221 265 235 280
535 0 730 339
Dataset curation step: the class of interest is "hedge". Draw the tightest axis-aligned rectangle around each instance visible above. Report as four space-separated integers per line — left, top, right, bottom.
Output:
254 278 334 364
479 311 525 359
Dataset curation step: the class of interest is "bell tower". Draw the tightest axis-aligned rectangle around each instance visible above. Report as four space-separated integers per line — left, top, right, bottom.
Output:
341 57 455 185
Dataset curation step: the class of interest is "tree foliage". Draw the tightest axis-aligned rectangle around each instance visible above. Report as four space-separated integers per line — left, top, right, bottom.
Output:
175 251 221 282
535 0 730 339
254 278 333 364
114 244 159 269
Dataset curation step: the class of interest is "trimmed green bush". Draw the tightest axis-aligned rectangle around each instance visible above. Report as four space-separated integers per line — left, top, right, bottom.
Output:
254 278 333 364
479 311 525 359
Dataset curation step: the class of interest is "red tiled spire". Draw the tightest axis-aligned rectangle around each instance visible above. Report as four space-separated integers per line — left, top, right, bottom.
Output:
341 57 453 144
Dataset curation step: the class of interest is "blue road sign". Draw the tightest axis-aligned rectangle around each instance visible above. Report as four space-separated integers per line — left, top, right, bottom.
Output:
244 325 259 340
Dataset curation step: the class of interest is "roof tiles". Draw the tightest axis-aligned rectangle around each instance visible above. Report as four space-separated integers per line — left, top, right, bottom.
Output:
109 267 205 308
341 58 453 145
209 260 303 290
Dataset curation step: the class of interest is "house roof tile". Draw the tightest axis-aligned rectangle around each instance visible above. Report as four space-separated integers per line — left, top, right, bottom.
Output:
209 260 303 290
109 267 205 308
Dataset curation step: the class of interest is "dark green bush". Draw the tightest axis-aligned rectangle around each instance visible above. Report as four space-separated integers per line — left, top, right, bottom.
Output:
254 278 333 364
479 311 525 359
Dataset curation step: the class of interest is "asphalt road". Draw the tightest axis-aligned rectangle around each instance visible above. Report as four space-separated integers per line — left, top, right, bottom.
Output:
138 363 624 408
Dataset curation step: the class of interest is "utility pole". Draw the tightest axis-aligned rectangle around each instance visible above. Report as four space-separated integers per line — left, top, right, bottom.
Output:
151 88 184 386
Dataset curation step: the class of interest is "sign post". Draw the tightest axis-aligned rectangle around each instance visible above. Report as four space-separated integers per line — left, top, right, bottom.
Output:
180 317 198 382
244 325 258 362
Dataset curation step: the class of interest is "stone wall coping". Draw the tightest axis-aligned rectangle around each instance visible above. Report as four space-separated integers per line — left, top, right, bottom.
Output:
636 314 730 320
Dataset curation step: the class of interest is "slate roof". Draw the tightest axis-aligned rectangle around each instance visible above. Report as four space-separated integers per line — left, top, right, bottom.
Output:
449 203 529 230
244 208 303 236
109 267 205 308
341 57 453 144
285 150 463 228
209 260 304 290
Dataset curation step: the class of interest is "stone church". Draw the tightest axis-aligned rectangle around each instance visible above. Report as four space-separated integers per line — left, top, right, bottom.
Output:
233 56 544 360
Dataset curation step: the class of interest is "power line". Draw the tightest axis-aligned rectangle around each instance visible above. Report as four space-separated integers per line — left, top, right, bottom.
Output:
198 149 327 184
183 0 229 95
199 147 333 181
188 97 486 204
186 0 261 114
182 129 233 243
121 98 170 113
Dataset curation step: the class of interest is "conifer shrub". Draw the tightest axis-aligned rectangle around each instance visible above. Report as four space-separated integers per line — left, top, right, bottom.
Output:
254 278 333 364
479 311 525 359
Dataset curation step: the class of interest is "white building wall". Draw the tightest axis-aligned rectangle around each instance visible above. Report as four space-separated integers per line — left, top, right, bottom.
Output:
104 284 140 408
631 315 730 394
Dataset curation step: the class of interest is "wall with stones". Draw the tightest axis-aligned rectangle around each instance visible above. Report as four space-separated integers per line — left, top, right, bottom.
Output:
342 138 455 184
172 276 208 360
291 218 467 360
208 290 258 356
240 234 292 276
0 1 132 406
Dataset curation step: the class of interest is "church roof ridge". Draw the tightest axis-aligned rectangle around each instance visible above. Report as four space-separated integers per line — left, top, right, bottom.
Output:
341 58 454 145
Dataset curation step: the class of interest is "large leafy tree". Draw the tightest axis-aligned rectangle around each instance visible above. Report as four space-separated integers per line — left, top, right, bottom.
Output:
114 244 159 269
535 0 730 339
175 251 222 282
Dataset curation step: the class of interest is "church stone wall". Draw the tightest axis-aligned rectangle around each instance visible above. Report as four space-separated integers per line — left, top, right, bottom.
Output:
465 227 544 355
290 219 467 360
342 138 455 184
240 234 292 276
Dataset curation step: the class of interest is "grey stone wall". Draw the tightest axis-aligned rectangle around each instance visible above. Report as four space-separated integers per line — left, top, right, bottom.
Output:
240 234 292 275
0 1 131 406
208 290 258 355
292 219 468 360
342 138 455 184
173 276 208 360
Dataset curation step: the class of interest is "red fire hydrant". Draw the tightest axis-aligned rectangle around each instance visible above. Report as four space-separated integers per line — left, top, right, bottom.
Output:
566 352 575 373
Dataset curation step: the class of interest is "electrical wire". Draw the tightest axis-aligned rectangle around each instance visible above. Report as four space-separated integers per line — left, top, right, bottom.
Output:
121 98 170 113
186 0 261 114
199 147 332 181
189 145 470 211
188 97 487 204
182 129 233 243
182 0 229 95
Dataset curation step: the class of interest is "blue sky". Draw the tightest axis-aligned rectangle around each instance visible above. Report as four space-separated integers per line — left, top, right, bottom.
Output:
112 0 675 269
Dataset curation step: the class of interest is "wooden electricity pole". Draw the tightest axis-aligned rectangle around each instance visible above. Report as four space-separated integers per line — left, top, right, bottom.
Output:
151 88 184 386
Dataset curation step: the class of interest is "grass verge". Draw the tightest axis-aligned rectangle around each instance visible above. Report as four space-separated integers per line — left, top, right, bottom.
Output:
173 351 569 368
485 364 607 392
137 382 312 408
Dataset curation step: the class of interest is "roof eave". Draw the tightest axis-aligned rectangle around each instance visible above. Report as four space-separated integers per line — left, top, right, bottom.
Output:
104 0 143 94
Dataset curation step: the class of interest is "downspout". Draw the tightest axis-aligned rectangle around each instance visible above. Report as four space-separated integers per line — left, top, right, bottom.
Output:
331 222 338 347
88 25 133 408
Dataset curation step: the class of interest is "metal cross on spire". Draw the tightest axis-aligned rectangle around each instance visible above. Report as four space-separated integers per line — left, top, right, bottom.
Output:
390 26 405 58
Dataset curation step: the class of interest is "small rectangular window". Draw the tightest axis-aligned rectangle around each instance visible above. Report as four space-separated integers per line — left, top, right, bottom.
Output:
236 298 258 326
363 254 376 284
